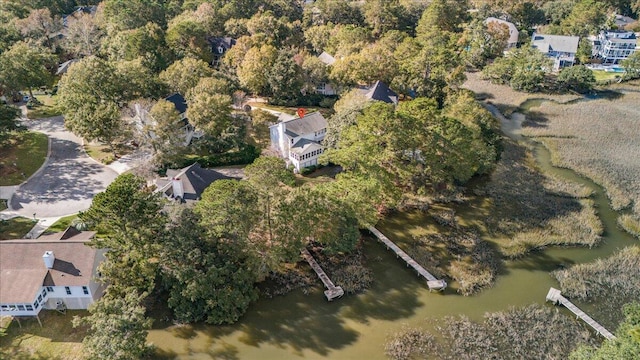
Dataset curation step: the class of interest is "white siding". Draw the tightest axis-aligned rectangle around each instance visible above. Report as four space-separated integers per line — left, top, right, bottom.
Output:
44 285 93 310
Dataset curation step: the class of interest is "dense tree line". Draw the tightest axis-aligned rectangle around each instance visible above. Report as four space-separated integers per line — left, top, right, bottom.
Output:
3 0 635 160
324 92 500 198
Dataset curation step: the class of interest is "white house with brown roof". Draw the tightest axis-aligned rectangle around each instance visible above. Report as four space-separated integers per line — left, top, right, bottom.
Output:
0 228 105 318
269 112 327 172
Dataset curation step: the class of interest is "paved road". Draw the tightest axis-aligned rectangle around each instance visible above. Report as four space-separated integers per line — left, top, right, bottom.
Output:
8 116 118 218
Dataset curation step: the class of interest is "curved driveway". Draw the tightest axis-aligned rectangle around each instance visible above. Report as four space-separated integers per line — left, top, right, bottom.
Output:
9 116 118 217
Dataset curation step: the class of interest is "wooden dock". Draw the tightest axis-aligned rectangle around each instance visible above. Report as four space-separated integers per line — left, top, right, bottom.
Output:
368 227 447 291
546 287 616 340
301 248 344 301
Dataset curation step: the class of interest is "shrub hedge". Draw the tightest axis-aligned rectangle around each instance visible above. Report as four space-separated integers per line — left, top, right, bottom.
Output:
173 145 261 169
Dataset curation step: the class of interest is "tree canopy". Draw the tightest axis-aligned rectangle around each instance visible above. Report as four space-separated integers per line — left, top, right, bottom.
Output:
0 41 56 97
324 97 499 196
74 291 153 360
0 104 21 144
57 56 129 153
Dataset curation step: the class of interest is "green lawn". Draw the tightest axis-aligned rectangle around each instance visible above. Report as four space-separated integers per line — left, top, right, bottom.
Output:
27 94 62 119
0 310 88 360
592 70 621 82
84 142 134 165
0 131 48 186
43 214 79 234
294 165 340 186
0 217 35 240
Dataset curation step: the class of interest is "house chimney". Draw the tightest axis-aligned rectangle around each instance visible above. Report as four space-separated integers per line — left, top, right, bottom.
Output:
43 251 55 269
172 178 184 199
278 121 287 157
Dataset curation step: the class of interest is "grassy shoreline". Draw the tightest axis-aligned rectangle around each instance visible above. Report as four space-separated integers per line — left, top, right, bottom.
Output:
464 73 640 235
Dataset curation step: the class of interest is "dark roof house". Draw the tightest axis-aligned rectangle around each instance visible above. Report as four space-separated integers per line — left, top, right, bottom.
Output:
208 37 237 59
165 93 188 115
155 163 237 202
360 81 399 104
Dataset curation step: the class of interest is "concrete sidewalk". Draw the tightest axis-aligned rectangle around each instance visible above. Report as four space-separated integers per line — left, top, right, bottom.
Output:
106 149 152 175
24 216 62 239
0 211 61 239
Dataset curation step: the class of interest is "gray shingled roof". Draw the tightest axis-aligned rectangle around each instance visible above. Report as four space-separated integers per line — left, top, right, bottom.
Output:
485 17 519 45
38 226 96 241
290 138 323 155
318 51 336 66
361 81 398 104
56 59 78 75
283 112 327 138
532 33 580 54
159 163 236 201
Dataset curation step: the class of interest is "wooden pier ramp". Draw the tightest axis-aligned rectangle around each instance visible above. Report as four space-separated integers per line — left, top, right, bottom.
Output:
301 248 344 301
546 287 616 340
368 227 447 291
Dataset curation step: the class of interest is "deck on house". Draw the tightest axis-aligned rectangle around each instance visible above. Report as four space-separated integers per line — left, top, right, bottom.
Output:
368 226 447 291
301 248 344 301
546 287 616 340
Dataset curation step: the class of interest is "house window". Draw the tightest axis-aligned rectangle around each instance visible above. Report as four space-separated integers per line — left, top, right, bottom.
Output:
65 287 71 295
46 286 53 292
37 294 43 302
83 286 89 295
41 289 46 297
17 305 25 311
26 305 33 311
34 301 39 309
1 305 8 311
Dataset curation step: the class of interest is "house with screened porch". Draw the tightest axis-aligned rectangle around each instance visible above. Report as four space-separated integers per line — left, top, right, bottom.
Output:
269 111 328 172
0 228 105 324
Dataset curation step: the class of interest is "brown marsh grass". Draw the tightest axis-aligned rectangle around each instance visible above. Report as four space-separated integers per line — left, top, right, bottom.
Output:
479 140 603 258
553 246 640 326
465 72 640 237
521 89 640 216
462 72 580 112
618 214 640 239
384 304 597 360
554 246 640 301
437 304 597 360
